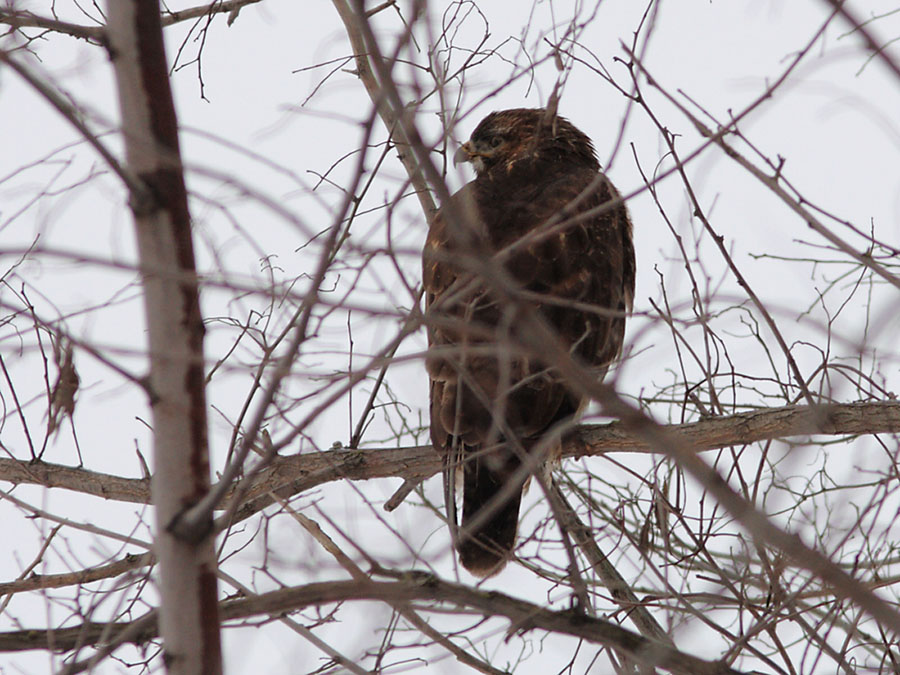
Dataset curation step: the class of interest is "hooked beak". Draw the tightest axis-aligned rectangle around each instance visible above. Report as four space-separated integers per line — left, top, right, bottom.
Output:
453 141 475 166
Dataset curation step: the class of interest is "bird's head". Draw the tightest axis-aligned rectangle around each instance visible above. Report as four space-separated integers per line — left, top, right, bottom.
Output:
454 108 598 176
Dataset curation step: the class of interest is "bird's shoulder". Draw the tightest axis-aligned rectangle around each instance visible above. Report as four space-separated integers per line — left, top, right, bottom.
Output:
423 184 484 298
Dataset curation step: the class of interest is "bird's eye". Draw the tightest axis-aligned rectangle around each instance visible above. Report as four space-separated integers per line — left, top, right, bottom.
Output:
490 136 503 148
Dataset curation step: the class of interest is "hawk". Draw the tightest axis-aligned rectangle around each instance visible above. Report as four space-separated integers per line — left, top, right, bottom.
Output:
423 108 635 576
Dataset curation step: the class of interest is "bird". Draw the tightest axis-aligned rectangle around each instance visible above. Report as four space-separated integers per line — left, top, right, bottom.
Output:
423 108 635 576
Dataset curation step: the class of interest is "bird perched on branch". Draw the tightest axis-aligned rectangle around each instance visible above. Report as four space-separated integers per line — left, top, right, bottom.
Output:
423 108 635 576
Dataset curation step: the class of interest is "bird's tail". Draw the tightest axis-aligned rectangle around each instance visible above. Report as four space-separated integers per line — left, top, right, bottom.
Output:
458 450 524 577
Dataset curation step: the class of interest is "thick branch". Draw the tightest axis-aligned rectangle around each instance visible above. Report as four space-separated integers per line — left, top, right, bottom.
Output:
107 1 220 672
0 575 745 674
2 401 898 511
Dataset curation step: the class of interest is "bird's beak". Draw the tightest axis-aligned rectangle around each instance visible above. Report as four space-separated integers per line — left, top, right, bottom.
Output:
453 141 474 166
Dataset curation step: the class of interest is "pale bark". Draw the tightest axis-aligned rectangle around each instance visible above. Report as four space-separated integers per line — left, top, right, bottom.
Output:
106 1 221 673
2 400 898 511
3 577 745 675
0 0 263 43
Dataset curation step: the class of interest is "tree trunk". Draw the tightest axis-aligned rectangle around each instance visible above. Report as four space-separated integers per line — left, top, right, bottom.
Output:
106 2 221 673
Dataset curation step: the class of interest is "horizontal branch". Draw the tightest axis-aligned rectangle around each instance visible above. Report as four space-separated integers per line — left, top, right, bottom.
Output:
0 9 104 42
2 401 898 514
0 0 262 43
575 399 900 454
0 460 150 503
0 552 153 596
0 574 744 674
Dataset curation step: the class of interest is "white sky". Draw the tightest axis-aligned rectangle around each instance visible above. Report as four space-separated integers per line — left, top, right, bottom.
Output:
2 0 900 672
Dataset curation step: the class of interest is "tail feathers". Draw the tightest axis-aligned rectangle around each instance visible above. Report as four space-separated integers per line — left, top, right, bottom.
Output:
458 453 524 577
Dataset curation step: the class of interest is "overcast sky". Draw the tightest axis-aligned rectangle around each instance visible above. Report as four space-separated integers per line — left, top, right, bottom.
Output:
2 1 900 672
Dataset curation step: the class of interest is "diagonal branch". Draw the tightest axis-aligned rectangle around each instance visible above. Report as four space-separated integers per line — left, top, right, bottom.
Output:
818 0 900 82
331 0 438 221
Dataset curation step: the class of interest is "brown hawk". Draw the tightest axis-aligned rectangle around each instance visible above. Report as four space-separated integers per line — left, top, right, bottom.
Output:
423 108 635 576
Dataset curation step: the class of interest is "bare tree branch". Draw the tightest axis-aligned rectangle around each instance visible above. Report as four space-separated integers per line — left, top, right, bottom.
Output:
0 576 747 675
818 0 900 81
0 0 263 43
0 9 104 43
106 1 221 671
2 400 898 507
0 553 153 597
331 0 439 222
